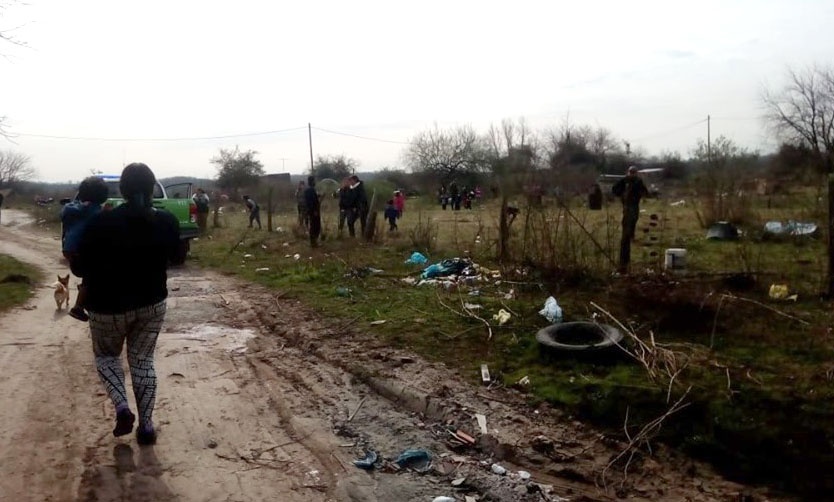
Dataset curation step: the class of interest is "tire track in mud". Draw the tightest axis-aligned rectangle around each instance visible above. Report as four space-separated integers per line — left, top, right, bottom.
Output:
231 281 787 502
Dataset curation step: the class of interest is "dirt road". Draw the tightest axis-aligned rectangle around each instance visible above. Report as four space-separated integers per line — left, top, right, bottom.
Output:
0 210 778 502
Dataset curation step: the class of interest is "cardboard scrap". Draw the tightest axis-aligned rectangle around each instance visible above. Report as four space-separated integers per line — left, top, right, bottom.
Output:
475 413 488 435
480 364 491 384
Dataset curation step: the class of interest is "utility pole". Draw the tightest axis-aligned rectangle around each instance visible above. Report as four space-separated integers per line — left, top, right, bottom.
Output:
308 123 315 175
707 115 712 166
278 158 288 172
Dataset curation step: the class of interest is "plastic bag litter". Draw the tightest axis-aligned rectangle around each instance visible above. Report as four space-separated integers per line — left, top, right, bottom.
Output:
421 258 474 279
353 450 378 470
768 284 798 302
395 449 432 472
432 497 456 502
491 463 507 475
764 220 818 237
539 296 563 323
405 251 428 265
492 309 511 325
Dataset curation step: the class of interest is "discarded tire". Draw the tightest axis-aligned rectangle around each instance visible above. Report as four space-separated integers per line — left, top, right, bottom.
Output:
536 322 624 352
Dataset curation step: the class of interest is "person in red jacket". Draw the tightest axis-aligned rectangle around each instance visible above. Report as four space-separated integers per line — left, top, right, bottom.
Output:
393 190 405 218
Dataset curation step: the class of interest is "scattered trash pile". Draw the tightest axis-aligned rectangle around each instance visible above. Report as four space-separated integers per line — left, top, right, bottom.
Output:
341 412 569 502
401 253 504 294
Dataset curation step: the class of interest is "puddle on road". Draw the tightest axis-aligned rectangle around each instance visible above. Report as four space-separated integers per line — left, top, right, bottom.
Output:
0 209 36 228
163 324 256 354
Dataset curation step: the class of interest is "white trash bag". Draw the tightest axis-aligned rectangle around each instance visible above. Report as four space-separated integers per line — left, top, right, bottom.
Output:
539 296 563 324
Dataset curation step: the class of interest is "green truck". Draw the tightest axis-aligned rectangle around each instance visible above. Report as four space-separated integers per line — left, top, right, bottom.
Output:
62 175 199 265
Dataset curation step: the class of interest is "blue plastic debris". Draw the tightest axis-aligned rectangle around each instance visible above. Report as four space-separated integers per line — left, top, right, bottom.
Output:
420 258 473 280
405 252 428 265
394 448 432 472
353 450 378 470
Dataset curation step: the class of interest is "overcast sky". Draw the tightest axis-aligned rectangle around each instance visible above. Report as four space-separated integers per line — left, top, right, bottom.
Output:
1 0 833 182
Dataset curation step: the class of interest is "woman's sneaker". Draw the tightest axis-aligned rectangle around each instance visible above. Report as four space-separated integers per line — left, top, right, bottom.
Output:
113 408 135 437
136 423 157 445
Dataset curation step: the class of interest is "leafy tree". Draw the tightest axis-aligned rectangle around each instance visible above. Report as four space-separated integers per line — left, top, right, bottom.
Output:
211 147 264 191
312 154 356 181
0 149 35 186
403 124 488 182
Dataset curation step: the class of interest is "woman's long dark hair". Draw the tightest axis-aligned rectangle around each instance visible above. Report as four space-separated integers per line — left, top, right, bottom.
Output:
120 163 156 218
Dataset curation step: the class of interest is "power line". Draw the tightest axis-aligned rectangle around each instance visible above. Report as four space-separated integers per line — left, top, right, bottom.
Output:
311 126 411 145
631 118 708 142
12 125 308 142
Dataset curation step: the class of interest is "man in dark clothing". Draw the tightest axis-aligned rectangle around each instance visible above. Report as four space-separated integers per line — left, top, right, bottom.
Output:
192 188 210 235
72 163 180 446
304 176 321 247
612 166 649 271
243 195 261 229
449 182 460 211
345 175 368 238
336 178 350 235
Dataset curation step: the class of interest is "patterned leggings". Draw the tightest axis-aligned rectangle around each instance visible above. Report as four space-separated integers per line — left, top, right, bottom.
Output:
90 302 166 428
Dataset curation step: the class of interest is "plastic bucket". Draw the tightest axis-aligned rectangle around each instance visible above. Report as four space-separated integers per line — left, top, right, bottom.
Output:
664 248 687 271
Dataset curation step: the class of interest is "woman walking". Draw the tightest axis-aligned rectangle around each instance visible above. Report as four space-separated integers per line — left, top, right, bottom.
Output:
71 163 180 445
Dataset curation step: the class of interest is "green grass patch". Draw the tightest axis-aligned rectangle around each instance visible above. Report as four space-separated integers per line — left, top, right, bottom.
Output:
0 255 41 311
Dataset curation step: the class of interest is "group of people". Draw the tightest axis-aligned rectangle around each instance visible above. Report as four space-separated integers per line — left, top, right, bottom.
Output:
49 160 650 452
438 182 480 211
293 174 381 246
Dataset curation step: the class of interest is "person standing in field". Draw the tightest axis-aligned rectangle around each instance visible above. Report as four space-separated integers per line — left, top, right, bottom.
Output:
336 178 350 236
384 199 399 232
304 176 321 247
295 180 308 229
71 163 180 445
612 165 649 271
243 195 261 229
192 188 210 235
345 175 368 238
393 190 405 218
449 181 460 211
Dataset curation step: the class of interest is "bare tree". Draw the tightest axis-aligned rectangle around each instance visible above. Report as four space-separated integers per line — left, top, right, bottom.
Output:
0 149 34 186
763 65 834 295
486 118 536 162
763 66 834 173
403 124 488 182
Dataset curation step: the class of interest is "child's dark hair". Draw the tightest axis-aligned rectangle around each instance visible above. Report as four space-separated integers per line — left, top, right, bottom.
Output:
78 176 109 204
387 199 394 205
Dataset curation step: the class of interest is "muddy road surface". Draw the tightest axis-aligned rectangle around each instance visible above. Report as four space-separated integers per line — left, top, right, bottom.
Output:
0 210 780 502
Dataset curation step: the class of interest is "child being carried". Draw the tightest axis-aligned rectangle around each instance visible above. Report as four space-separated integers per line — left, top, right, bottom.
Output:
60 176 109 321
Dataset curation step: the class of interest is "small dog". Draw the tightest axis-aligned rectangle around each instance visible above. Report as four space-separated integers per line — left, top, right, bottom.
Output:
53 274 70 310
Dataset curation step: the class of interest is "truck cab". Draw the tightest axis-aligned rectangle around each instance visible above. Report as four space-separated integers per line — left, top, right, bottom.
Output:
63 175 199 265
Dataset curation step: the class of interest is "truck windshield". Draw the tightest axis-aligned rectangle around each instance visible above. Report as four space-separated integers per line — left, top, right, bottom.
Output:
104 180 164 199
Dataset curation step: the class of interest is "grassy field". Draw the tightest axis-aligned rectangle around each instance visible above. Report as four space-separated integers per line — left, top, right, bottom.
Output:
19 188 834 496
188 188 834 497
0 254 41 311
